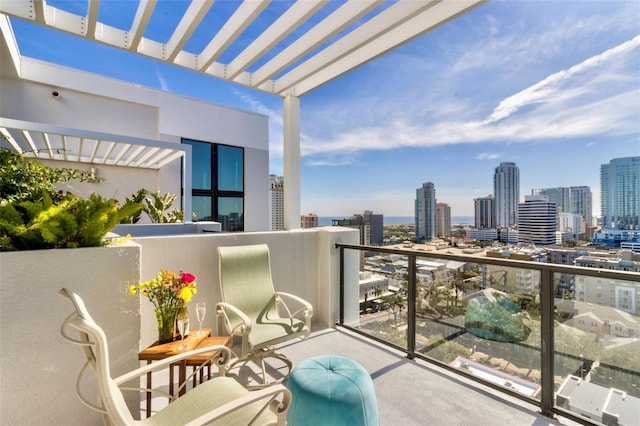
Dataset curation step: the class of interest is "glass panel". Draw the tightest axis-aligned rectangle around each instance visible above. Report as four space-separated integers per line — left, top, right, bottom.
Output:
555 275 640 422
217 197 243 232
191 196 212 221
217 145 243 191
184 140 211 190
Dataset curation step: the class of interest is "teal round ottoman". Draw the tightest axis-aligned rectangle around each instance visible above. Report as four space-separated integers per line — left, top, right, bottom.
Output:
286 355 379 426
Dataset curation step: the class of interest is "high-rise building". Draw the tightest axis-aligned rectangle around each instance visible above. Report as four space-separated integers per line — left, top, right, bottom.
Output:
363 210 384 244
594 157 640 247
474 195 495 229
517 195 556 246
559 213 585 240
436 203 451 238
571 186 593 228
269 174 284 231
531 187 570 214
532 186 593 231
493 162 520 228
601 157 640 230
332 215 371 246
300 213 318 228
415 182 436 241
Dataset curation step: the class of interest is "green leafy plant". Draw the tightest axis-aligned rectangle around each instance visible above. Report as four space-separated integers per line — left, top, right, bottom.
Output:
119 188 148 224
143 191 184 223
0 148 99 203
0 149 135 251
0 192 141 250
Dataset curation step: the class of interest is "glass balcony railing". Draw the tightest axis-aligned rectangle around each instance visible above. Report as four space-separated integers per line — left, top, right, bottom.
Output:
336 243 640 426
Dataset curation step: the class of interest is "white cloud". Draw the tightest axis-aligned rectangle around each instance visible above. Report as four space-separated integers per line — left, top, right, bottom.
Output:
300 35 640 163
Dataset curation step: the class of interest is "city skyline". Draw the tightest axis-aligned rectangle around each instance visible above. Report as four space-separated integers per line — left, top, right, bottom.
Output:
8 1 640 217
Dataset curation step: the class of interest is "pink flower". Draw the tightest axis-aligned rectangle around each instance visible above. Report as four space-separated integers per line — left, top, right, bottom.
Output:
181 272 196 283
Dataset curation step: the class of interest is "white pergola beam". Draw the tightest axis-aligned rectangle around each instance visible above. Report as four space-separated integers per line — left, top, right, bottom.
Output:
165 0 214 62
129 0 156 50
287 0 485 96
226 0 328 81
251 0 384 88
274 0 438 95
197 0 270 72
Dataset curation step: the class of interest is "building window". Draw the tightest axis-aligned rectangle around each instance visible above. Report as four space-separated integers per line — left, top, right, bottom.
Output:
183 139 244 231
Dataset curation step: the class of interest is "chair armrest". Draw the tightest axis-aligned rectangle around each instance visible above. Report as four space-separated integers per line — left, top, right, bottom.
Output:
184 383 291 426
274 291 313 320
216 301 252 336
114 345 231 386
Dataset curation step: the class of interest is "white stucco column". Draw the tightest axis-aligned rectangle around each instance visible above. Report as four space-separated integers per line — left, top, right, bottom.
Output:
283 94 301 230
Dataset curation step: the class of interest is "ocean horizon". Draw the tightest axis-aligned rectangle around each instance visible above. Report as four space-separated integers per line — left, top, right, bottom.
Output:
318 216 474 226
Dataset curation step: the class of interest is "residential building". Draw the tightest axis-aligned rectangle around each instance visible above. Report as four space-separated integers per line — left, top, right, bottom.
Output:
517 195 556 246
571 186 593 228
300 213 318 229
594 157 640 247
465 228 498 242
556 375 640 426
494 162 520 228
574 250 640 313
474 195 495 229
532 186 593 233
333 215 371 246
415 182 436 241
436 203 451 238
559 212 585 240
270 175 285 231
363 210 384 244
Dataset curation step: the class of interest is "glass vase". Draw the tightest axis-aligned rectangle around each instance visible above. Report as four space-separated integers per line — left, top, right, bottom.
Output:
155 305 178 344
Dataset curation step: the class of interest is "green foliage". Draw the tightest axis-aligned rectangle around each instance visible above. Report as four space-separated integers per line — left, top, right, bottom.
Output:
0 149 137 251
143 191 184 223
119 188 147 224
0 148 99 203
0 192 140 250
465 296 531 343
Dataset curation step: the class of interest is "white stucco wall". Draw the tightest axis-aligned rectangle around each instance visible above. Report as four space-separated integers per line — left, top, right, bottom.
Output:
131 227 359 348
0 242 141 425
0 57 270 231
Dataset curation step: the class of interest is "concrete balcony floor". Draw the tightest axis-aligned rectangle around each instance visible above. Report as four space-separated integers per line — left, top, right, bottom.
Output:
142 325 582 425
277 326 580 426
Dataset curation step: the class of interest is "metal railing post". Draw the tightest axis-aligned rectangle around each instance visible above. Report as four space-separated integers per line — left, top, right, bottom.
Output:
540 268 555 418
407 253 417 359
339 246 345 325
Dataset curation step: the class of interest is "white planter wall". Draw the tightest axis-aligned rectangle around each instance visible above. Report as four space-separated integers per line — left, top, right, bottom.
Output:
0 242 141 425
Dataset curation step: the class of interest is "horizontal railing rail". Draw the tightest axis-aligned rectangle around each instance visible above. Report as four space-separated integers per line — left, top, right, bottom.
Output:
336 243 640 425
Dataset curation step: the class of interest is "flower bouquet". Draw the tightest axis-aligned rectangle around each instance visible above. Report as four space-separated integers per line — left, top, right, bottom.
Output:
130 270 197 343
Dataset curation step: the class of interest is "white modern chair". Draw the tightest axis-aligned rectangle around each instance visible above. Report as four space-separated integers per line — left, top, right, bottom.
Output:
59 288 291 425
216 244 313 387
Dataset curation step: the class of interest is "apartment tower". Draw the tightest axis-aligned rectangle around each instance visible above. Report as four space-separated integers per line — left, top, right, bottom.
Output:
436 203 451 238
494 162 520 228
517 195 556 246
474 195 495 229
300 213 318 228
601 157 640 230
415 182 436 241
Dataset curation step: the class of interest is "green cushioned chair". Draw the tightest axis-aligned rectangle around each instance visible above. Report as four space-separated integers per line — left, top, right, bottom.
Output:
59 288 291 426
286 355 379 426
216 244 313 388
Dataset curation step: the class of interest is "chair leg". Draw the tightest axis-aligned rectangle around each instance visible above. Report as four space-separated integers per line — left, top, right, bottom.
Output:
225 348 294 389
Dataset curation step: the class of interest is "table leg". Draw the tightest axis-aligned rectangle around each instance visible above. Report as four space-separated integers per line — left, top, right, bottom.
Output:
145 361 152 418
179 360 187 396
169 363 174 398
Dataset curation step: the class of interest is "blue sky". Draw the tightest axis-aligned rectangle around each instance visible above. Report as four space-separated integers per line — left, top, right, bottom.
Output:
9 0 640 217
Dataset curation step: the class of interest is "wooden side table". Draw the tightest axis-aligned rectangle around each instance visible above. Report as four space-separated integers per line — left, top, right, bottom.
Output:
138 329 230 418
